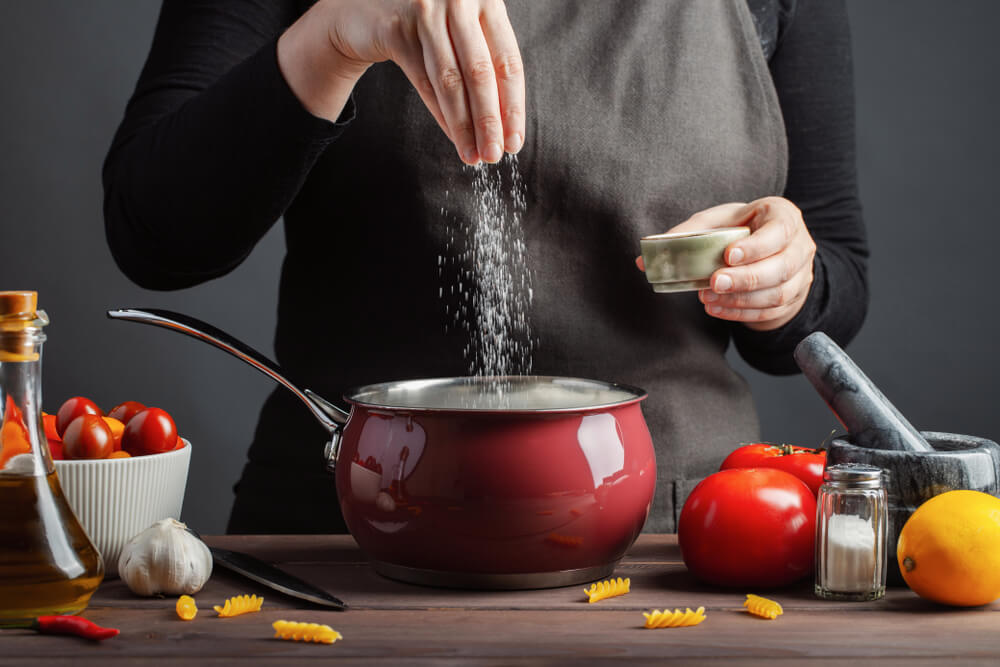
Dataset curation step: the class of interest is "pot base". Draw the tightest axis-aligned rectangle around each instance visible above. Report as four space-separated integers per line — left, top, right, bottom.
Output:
372 561 617 590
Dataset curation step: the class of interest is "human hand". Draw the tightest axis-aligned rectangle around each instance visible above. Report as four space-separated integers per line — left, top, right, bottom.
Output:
637 198 816 331
278 0 525 165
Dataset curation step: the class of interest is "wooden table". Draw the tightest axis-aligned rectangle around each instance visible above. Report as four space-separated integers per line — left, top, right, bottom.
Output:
5 535 999 665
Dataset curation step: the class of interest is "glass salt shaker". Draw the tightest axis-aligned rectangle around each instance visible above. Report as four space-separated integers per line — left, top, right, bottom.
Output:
814 463 888 601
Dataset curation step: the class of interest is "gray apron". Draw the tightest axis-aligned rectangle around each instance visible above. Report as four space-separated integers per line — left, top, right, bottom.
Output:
234 0 788 534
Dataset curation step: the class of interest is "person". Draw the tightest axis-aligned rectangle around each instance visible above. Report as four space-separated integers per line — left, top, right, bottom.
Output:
103 0 867 533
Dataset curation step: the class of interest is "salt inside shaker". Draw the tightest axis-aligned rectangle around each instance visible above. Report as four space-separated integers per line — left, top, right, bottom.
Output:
814 463 888 601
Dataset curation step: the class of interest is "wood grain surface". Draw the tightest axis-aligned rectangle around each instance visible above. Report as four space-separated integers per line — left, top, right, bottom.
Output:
3 535 998 666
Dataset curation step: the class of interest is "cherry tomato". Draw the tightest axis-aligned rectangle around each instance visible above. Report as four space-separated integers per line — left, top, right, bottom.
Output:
107 401 146 425
48 438 64 460
720 443 827 496
42 413 60 441
55 397 103 439
678 468 816 588
122 408 178 456
63 414 114 460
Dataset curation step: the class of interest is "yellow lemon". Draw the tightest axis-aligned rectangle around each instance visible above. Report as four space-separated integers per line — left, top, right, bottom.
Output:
897 489 1000 606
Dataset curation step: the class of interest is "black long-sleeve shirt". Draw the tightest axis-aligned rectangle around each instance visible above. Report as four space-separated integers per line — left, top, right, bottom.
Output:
104 0 867 377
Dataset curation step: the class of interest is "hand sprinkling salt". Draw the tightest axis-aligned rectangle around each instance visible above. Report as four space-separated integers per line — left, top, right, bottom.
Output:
439 154 536 405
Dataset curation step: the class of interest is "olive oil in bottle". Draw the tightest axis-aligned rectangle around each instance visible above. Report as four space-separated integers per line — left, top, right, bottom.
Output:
0 292 103 626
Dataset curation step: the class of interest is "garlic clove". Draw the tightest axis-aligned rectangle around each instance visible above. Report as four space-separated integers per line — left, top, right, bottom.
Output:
118 518 213 596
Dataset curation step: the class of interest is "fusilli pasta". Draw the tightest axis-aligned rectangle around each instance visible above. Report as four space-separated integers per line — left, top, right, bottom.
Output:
175 595 197 621
583 577 630 603
744 594 783 620
214 594 264 617
272 620 342 644
642 606 706 628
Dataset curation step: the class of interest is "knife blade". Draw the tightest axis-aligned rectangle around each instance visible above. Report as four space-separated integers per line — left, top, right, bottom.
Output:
208 546 347 610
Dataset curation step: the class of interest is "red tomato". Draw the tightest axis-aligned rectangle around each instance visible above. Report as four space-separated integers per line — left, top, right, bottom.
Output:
55 397 103 439
720 443 827 496
122 408 178 456
63 414 114 460
107 401 146 425
678 468 816 588
48 438 64 460
42 413 60 441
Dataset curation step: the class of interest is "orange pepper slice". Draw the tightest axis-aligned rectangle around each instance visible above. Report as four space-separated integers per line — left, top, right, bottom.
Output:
1 396 31 468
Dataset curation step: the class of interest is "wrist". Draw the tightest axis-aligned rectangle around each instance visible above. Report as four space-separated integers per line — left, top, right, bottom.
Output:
277 16 369 123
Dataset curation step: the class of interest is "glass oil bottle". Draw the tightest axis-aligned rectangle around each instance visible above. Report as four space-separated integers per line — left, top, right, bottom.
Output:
0 291 103 626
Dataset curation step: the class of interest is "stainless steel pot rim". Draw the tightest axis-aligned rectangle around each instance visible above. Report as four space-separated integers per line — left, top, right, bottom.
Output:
344 375 647 413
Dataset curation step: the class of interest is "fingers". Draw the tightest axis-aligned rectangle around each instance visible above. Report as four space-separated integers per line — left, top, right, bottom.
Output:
699 291 809 330
480 0 525 153
447 2 504 163
417 5 480 164
723 200 800 266
414 0 522 165
665 203 753 235
698 265 811 322
712 200 814 293
711 242 811 294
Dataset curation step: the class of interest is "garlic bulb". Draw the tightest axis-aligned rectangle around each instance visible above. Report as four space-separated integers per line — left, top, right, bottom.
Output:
118 518 213 596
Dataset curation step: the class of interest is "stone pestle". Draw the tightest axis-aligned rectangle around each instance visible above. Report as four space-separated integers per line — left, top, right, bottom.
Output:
793 332 933 452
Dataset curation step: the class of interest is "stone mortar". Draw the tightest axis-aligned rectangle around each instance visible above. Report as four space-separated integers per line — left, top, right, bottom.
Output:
828 431 1000 585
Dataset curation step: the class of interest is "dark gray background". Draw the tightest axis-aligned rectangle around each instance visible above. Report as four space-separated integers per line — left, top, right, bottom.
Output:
1 1 996 533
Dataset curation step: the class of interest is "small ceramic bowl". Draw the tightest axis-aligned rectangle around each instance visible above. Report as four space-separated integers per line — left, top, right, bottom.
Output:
640 226 750 293
54 441 191 575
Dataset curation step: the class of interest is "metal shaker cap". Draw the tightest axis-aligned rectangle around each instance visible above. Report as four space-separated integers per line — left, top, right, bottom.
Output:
823 463 884 488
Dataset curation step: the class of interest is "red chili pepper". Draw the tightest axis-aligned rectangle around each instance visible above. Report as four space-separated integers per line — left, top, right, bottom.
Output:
33 615 119 641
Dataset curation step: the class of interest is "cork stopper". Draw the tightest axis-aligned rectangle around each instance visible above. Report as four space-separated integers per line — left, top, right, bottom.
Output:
0 291 47 361
0 291 38 319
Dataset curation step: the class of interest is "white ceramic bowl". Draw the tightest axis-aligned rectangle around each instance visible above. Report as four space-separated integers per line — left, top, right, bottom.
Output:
54 441 191 575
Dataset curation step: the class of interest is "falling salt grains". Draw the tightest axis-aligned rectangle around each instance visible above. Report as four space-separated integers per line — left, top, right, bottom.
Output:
440 154 535 403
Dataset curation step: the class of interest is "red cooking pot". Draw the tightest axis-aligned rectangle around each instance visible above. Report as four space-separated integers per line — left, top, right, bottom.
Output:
109 309 656 589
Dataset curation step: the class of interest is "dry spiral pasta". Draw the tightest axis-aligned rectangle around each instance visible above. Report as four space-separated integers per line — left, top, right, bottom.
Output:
214 594 264 617
583 577 630 603
273 620 343 644
744 594 783 620
175 595 198 621
642 607 706 629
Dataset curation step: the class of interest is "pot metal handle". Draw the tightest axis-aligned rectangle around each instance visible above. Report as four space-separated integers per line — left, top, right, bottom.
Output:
107 308 348 470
